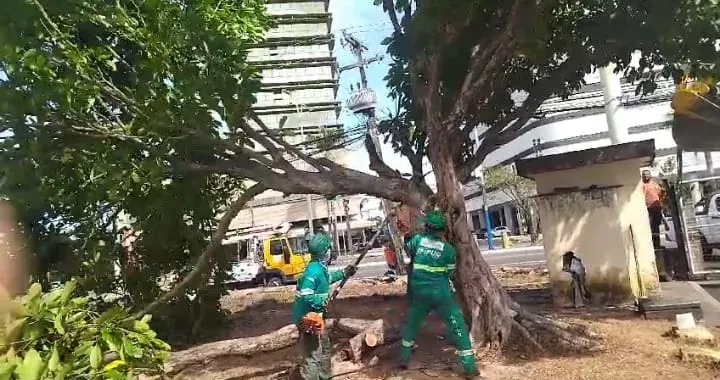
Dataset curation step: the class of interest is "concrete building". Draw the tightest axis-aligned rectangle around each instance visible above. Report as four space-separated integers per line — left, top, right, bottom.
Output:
516 140 660 305
464 70 715 234
225 1 389 251
249 0 342 156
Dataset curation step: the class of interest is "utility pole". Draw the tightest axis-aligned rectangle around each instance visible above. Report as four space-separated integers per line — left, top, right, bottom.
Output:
599 64 628 145
340 31 405 273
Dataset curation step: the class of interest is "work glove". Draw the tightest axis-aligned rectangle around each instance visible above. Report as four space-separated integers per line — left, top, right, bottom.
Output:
344 264 357 277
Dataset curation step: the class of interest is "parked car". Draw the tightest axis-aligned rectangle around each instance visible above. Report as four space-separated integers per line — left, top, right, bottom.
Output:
478 226 511 239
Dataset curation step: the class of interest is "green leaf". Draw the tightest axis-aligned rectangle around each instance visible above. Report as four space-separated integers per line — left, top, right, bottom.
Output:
16 349 43 380
102 329 122 352
67 311 85 323
60 281 76 303
25 284 42 301
53 313 65 335
47 346 59 371
0 362 16 380
103 360 125 372
90 345 102 369
132 320 150 333
122 340 143 359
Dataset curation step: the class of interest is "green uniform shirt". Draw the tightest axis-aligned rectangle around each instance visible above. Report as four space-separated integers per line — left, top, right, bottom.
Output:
292 261 345 324
405 233 456 287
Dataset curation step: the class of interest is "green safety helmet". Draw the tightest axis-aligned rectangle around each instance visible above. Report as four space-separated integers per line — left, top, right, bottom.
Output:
425 211 447 231
308 232 333 259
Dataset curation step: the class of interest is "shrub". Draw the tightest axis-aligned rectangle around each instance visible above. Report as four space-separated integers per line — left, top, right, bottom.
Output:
0 281 170 379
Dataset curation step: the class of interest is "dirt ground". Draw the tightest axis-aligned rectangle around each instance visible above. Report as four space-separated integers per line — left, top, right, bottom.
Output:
177 269 720 380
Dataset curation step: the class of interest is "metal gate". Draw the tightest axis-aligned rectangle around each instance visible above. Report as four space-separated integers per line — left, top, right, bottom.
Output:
670 149 720 277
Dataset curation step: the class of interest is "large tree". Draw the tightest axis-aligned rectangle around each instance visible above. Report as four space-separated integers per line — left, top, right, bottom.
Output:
2 0 719 350
373 0 720 346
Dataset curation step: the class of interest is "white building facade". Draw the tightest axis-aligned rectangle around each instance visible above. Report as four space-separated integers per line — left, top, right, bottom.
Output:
465 71 717 234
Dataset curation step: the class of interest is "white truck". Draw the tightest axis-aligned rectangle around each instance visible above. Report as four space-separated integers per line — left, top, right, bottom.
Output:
665 191 720 260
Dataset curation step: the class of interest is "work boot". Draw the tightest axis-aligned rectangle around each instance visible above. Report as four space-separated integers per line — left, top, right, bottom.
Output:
451 363 481 379
396 359 409 371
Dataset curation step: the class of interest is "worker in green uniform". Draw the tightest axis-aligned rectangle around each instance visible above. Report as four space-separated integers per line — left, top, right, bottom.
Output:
292 232 356 380
399 211 479 378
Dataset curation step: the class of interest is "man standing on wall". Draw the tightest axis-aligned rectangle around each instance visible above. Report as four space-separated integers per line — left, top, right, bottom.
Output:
642 169 667 248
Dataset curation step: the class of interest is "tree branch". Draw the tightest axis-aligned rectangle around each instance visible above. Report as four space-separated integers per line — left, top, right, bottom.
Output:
445 0 526 130
133 183 267 319
237 118 290 169
382 0 403 35
365 133 400 178
457 55 588 183
247 111 328 172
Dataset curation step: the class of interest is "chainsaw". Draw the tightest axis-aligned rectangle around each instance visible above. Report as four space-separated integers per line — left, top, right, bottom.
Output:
300 312 325 335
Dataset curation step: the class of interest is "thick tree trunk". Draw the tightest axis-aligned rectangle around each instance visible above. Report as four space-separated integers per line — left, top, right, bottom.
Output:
427 142 515 346
426 136 600 352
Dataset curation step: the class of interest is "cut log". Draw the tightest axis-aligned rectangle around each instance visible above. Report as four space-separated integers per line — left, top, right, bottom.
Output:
333 318 377 335
167 318 396 374
347 319 401 363
167 324 300 373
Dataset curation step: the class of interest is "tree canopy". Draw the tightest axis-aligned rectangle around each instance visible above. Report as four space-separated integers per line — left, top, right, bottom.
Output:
0 0 272 343
377 0 720 184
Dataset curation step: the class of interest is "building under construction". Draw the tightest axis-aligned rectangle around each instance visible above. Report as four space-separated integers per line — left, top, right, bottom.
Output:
226 0 380 255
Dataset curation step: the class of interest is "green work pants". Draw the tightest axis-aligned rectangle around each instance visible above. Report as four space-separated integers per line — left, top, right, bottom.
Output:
400 284 478 376
297 329 332 380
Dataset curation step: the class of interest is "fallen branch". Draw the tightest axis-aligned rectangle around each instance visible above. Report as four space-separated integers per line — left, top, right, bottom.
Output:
167 324 299 374
134 183 267 319
167 318 399 374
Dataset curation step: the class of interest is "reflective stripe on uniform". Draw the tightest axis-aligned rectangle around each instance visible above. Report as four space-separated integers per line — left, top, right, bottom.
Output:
458 349 474 357
447 264 456 270
296 290 329 298
401 340 414 347
413 263 449 273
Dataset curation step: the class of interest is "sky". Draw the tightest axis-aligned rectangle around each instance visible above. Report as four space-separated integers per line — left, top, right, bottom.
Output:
329 0 429 181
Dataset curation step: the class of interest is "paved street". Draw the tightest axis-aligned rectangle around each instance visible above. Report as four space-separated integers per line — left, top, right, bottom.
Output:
330 245 546 278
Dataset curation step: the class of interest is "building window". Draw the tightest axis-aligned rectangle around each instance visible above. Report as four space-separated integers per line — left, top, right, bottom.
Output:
471 213 481 231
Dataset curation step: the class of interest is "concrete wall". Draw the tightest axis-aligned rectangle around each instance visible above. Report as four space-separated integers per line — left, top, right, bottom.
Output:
533 158 660 305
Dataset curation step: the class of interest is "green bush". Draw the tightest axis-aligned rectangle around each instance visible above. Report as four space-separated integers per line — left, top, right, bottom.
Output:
0 281 170 380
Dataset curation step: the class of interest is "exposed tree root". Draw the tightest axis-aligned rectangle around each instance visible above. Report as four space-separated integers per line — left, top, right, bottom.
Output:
508 300 603 353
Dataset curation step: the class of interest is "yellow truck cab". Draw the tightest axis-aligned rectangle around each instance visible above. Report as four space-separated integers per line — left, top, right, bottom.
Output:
259 235 311 286
224 222 315 287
